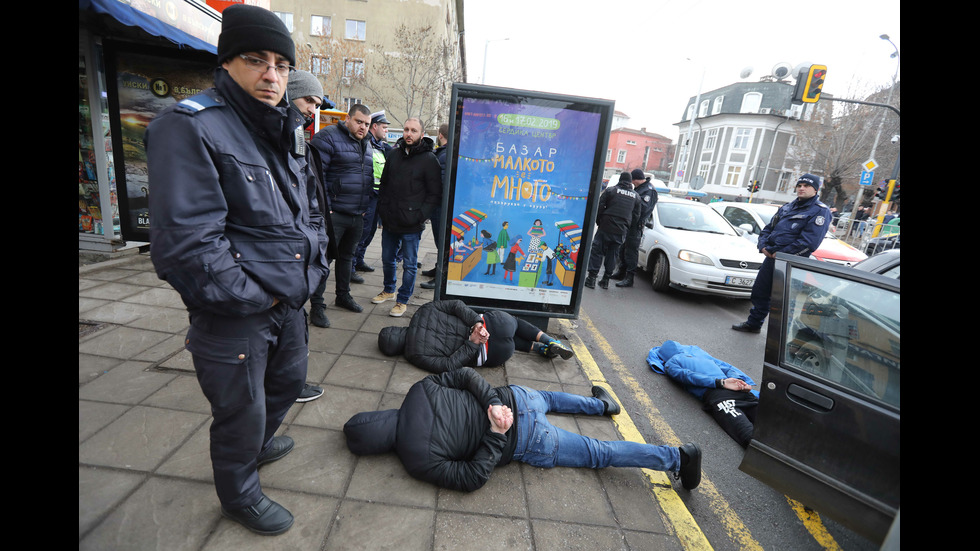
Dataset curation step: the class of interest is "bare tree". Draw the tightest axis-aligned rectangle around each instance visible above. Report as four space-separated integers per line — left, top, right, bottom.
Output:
791 80 901 212
295 36 367 109
360 20 463 131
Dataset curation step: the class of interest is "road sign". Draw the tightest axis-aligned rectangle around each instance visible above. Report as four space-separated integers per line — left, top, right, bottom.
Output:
859 170 875 186
862 159 878 172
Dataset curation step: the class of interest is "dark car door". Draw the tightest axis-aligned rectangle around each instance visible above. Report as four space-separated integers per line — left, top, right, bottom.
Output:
738 254 900 544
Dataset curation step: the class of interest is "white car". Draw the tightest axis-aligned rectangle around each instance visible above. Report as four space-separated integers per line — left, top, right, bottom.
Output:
636 196 764 298
710 201 867 267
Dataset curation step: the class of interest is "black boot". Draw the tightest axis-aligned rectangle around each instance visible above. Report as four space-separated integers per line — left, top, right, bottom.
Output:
598 275 610 289
221 494 294 535
676 443 703 490
584 273 597 289
309 306 330 328
615 273 634 287
608 268 625 280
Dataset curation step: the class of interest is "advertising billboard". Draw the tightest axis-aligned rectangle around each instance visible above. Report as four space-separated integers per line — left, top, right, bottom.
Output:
435 84 614 318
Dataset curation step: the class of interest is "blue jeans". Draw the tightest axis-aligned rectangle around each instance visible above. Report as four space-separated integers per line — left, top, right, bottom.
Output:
510 386 679 471
381 229 422 304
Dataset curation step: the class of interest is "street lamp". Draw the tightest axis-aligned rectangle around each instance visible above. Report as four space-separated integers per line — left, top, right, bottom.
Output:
482 37 510 84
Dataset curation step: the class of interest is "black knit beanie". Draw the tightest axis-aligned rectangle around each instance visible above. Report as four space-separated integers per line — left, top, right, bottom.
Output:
217 4 295 67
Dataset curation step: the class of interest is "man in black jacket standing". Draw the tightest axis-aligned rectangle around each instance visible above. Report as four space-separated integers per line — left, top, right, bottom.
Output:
610 169 658 287
370 118 442 317
311 103 375 315
343 368 702 493
585 172 641 289
146 5 328 535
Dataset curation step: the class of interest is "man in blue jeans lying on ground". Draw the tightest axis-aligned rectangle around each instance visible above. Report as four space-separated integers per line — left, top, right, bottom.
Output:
343 367 702 492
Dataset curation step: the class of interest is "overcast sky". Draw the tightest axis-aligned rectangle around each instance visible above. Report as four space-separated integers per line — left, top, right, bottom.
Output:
462 0 900 138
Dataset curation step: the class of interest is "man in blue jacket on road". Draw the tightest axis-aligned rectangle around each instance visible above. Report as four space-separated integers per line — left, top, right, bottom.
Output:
732 173 831 333
145 5 329 536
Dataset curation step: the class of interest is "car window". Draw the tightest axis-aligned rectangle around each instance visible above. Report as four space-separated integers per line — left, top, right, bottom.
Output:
782 266 900 408
723 207 759 233
659 203 736 235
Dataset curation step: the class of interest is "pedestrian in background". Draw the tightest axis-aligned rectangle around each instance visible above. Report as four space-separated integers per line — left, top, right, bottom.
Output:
145 4 329 535
350 111 394 276
420 122 449 290
371 118 442 317
311 103 375 316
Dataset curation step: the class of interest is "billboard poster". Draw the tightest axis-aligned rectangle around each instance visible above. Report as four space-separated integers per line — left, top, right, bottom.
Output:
103 41 216 242
438 84 613 318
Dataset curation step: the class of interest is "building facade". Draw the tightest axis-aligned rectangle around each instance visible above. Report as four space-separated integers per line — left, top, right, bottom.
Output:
670 81 831 203
270 0 464 131
604 127 672 179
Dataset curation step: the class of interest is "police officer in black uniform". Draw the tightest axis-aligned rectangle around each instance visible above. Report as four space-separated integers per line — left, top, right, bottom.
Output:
610 168 658 287
585 172 642 289
732 173 831 333
146 5 329 535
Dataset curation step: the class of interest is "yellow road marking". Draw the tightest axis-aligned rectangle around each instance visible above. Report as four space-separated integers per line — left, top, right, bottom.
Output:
562 310 841 551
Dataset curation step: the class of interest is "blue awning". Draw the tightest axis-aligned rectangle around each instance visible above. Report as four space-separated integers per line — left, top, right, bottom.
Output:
80 0 217 54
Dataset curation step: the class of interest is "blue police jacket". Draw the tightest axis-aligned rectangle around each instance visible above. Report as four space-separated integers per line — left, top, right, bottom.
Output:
757 195 832 257
145 69 329 317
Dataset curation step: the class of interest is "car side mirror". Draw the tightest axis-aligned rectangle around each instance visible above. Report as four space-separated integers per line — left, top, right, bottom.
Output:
739 223 754 234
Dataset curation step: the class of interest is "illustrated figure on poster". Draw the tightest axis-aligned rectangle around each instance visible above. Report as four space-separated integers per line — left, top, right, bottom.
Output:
503 236 524 282
539 241 556 286
481 229 500 275
452 234 475 261
496 221 510 266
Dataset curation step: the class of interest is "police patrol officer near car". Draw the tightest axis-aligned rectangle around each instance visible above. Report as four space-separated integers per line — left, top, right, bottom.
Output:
732 173 831 333
609 168 658 288
585 171 642 289
145 5 330 535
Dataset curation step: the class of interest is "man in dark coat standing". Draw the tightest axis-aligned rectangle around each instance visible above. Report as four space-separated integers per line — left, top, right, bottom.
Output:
145 4 328 535
370 118 442 317
610 169 658 287
585 172 641 289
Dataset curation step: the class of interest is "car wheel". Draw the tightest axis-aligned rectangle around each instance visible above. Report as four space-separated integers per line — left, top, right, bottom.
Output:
650 252 670 292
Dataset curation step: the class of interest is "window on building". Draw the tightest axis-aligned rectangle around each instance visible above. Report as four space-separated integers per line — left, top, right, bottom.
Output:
704 128 717 150
778 171 793 192
606 149 612 162
724 165 743 187
740 92 762 113
311 55 330 76
733 128 751 150
712 96 724 115
699 99 709 117
344 58 365 77
344 97 363 111
698 162 710 182
346 19 367 40
311 15 331 36
274 11 293 32
617 149 627 163
686 103 695 121
626 139 636 145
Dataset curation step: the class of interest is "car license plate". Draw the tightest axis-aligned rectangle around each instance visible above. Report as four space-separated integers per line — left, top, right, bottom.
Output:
726 276 754 287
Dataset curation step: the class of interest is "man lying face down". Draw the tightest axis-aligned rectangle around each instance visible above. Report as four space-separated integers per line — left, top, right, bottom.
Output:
343 367 702 492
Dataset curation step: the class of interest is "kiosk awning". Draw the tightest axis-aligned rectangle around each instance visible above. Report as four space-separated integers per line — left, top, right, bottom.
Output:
80 0 218 54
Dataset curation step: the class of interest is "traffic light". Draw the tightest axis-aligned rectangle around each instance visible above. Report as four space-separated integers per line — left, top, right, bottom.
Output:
890 180 900 200
875 181 888 200
793 64 827 103
750 180 761 193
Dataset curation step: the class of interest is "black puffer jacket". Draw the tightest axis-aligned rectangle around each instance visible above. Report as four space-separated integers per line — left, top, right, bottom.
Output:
310 121 374 216
377 136 442 233
403 300 483 372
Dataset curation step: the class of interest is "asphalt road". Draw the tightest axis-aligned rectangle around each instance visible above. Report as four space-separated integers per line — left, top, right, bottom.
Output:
573 269 878 551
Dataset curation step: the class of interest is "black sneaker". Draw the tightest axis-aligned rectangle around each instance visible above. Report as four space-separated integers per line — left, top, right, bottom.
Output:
591 386 620 416
545 340 575 360
355 263 375 272
296 383 323 402
350 272 365 284
421 268 436 277
309 307 329 328
336 294 363 313
420 280 436 289
676 443 702 490
221 494 293 536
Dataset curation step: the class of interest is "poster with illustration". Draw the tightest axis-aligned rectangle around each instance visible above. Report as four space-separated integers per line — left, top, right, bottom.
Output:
440 84 613 317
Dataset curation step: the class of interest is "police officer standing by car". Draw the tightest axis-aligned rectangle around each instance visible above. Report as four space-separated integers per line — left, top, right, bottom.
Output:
609 169 658 287
145 5 329 535
732 173 831 333
585 172 642 289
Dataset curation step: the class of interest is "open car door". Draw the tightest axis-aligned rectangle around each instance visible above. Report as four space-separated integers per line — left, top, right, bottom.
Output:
738 254 899 544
